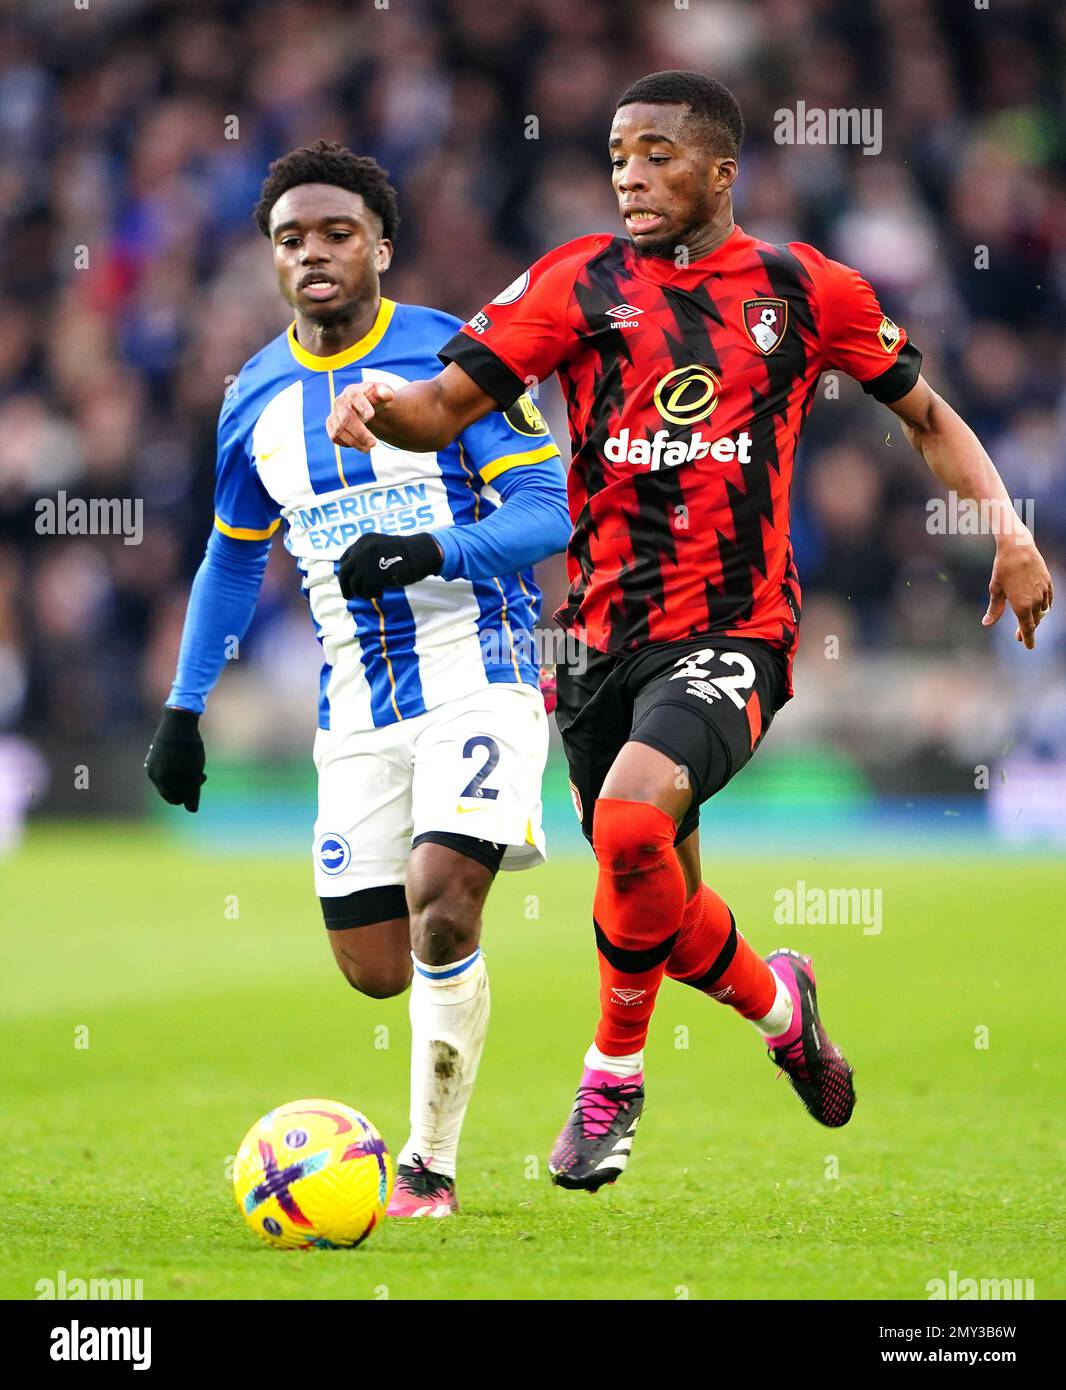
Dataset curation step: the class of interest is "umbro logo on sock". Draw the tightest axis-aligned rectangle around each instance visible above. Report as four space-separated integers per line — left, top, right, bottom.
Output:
611 987 647 1005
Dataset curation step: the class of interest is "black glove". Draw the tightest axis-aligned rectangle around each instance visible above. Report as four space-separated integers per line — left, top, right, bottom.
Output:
338 532 442 601
145 707 206 813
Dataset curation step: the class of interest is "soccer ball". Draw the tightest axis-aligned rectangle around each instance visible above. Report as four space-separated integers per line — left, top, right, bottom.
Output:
233 1098 393 1249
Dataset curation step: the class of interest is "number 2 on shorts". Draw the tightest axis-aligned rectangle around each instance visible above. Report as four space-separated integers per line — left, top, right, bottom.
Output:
460 735 501 800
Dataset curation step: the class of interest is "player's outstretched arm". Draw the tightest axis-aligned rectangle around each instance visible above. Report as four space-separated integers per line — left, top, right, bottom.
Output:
326 362 496 454
887 375 1053 649
145 528 271 811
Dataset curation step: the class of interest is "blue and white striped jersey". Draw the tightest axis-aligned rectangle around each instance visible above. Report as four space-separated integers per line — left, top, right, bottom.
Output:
215 298 562 732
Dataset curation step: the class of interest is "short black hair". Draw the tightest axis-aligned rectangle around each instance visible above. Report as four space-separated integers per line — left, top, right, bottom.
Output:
253 139 400 242
615 70 744 160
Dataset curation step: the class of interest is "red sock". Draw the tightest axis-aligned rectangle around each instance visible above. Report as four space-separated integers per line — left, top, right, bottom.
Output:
591 798 687 1056
666 883 777 1020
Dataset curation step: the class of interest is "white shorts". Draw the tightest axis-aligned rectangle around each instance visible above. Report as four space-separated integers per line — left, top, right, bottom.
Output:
312 681 549 899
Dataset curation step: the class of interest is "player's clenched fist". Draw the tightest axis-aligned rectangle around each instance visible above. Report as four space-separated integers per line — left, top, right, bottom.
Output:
145 707 206 812
326 381 395 451
338 531 443 600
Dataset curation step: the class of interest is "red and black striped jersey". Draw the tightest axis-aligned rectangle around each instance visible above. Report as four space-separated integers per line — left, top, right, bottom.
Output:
439 225 921 686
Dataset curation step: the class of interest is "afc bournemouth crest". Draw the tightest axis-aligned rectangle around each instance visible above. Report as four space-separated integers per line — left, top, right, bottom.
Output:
743 297 788 355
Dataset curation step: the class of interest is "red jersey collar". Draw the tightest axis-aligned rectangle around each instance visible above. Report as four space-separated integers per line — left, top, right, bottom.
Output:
625 224 749 285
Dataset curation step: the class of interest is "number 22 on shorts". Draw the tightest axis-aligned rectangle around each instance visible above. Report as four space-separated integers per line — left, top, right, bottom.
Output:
669 648 756 709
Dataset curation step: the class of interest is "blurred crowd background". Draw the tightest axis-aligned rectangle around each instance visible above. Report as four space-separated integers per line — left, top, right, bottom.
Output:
1 0 1064 838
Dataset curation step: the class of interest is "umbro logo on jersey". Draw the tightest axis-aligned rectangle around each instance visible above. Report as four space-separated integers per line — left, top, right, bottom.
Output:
605 303 642 328
611 987 647 1005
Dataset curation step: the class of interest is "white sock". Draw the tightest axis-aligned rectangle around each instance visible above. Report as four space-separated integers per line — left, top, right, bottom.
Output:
584 1041 644 1078
397 948 490 1180
751 971 794 1038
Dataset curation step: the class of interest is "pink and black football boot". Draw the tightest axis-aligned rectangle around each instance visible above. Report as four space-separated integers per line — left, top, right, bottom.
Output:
765 949 855 1127
386 1154 458 1219
548 1067 645 1191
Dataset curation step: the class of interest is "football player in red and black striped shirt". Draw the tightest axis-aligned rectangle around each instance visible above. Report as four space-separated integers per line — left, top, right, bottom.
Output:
327 71 1053 1192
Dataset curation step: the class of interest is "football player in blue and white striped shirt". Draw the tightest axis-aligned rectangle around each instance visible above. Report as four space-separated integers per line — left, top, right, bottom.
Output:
146 142 571 1218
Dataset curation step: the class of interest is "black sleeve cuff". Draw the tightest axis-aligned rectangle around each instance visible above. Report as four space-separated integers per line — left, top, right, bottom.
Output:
439 331 528 410
861 340 923 403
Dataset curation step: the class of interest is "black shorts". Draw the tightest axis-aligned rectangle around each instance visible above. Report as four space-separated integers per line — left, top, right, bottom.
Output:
555 634 789 845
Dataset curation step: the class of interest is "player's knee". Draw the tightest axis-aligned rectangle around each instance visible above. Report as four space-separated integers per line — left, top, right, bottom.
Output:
341 960 411 998
331 947 411 999
592 796 677 877
408 891 480 967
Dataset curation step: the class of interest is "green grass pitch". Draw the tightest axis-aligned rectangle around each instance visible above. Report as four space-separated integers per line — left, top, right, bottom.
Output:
5 825 1064 1300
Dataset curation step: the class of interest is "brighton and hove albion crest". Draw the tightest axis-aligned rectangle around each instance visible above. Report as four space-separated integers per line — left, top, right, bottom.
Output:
742 297 788 355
